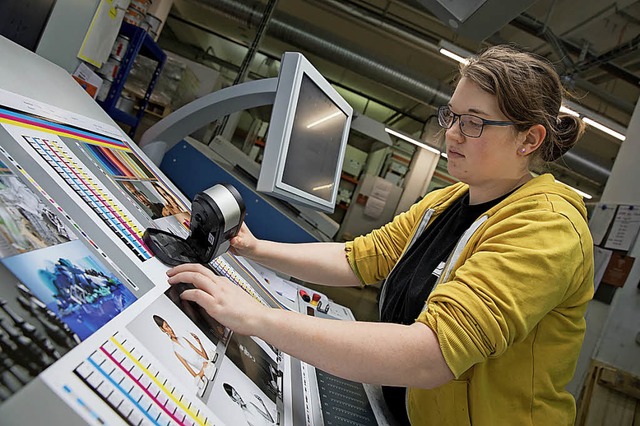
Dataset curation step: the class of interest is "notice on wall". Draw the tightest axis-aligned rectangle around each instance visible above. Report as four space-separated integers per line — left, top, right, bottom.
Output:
589 203 617 245
77 0 128 67
603 205 640 251
364 196 386 219
364 177 392 219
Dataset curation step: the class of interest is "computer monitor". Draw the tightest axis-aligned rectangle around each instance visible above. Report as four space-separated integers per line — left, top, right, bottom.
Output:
256 52 353 213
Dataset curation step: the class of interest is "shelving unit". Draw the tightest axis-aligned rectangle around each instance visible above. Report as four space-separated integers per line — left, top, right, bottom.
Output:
98 22 166 137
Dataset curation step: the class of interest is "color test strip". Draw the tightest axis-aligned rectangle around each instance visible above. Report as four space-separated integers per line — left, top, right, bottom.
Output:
24 135 151 261
215 254 290 310
0 107 127 150
63 384 108 425
108 337 209 426
211 256 275 308
74 333 212 426
1 106 188 216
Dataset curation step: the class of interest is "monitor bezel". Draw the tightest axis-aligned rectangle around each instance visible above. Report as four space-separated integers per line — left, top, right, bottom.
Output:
256 52 353 213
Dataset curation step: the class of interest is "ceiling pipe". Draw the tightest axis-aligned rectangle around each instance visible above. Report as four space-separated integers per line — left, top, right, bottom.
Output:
191 0 453 107
305 0 442 54
512 14 640 92
187 0 613 184
572 33 640 75
561 150 611 182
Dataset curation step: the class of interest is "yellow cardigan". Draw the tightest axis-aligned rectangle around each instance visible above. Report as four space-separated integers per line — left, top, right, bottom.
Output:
345 174 594 425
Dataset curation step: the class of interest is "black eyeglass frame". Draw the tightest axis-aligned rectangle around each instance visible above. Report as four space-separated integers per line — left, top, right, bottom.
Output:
437 106 515 138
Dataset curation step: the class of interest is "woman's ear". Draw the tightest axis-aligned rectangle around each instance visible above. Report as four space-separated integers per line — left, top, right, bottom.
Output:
519 124 546 155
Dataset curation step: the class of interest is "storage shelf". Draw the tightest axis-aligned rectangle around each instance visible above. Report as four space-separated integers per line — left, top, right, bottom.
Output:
98 21 166 137
341 173 359 184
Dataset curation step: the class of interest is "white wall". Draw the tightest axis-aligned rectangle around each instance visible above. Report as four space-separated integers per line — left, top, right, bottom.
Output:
591 98 640 375
568 99 640 396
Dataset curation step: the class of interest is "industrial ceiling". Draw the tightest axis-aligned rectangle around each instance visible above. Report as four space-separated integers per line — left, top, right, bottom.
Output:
159 0 640 203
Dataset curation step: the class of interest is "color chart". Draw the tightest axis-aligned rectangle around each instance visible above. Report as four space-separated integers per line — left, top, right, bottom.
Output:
84 144 154 180
211 254 274 309
74 332 215 426
23 135 151 261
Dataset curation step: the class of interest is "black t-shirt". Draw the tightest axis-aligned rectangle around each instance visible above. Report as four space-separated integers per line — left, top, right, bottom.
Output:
380 190 510 425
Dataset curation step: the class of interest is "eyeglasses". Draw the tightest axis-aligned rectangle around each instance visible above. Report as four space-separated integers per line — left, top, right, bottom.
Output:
437 106 515 138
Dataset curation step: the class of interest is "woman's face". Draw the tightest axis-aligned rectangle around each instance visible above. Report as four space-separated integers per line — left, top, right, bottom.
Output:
445 77 526 188
161 321 175 338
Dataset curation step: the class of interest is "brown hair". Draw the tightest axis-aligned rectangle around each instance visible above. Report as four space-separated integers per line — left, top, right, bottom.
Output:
459 44 585 162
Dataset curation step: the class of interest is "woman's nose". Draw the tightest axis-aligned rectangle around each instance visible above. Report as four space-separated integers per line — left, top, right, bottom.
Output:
446 118 464 141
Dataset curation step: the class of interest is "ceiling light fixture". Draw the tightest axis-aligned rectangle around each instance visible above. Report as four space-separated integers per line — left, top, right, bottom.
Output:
385 128 441 155
439 48 469 65
582 117 626 141
561 102 625 141
559 105 580 117
438 40 471 65
560 182 593 200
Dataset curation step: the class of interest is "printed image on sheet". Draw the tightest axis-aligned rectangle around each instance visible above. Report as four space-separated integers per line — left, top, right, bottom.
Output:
82 143 155 180
225 333 281 403
116 179 187 220
81 142 188 220
126 295 219 399
2 239 137 340
210 353 279 426
18 133 151 261
164 284 230 346
0 161 76 258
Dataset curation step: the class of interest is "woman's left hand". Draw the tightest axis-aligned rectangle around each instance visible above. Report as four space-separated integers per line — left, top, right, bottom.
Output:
166 263 270 336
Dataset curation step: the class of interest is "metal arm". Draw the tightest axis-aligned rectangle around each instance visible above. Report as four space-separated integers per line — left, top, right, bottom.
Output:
139 78 278 153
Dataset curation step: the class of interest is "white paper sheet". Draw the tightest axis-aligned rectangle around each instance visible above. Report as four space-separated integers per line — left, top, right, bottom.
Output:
78 0 128 67
604 205 640 251
589 203 617 245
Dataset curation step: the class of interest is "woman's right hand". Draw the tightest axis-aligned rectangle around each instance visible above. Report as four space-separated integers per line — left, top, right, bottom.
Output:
229 223 259 258
167 263 271 336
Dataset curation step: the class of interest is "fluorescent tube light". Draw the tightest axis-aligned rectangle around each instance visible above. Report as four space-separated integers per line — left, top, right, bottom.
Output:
582 117 626 141
384 128 441 155
559 105 580 117
561 100 626 141
560 182 593 200
438 40 471 65
438 48 469 65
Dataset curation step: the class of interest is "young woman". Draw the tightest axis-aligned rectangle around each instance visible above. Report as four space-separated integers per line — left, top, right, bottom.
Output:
166 45 594 425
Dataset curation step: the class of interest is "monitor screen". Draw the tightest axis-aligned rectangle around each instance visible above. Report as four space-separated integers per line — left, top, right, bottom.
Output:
257 52 353 213
281 74 348 203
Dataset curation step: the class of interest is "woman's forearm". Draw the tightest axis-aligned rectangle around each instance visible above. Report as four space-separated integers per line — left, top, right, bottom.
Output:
166 264 452 388
253 308 454 389
248 241 362 287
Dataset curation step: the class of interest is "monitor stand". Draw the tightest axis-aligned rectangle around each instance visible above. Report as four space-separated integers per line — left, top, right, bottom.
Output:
139 78 278 164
